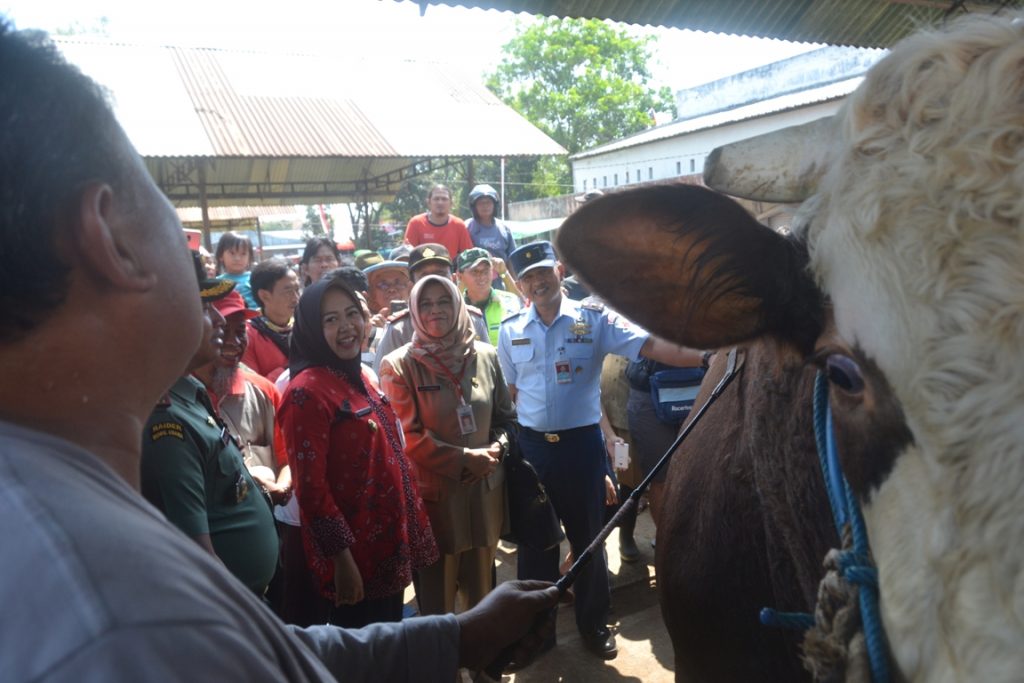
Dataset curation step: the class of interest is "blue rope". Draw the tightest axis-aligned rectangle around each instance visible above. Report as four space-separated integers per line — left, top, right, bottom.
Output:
817 374 892 683
813 374 848 532
759 607 816 631
761 373 891 683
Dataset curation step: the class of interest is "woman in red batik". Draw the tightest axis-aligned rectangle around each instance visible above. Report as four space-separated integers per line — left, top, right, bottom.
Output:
278 277 437 627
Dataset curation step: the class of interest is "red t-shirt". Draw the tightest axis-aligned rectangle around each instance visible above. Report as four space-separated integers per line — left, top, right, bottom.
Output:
243 323 288 383
404 214 473 260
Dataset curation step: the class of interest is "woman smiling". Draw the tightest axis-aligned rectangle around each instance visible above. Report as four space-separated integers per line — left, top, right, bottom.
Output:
379 275 515 615
278 278 437 627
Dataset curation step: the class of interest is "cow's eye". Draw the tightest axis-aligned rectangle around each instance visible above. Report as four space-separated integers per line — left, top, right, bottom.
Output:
825 354 864 394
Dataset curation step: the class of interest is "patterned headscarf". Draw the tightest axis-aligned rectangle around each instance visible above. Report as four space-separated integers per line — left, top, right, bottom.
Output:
408 275 476 377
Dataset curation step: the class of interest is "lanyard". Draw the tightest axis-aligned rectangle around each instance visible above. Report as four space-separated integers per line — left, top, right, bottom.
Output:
422 350 468 404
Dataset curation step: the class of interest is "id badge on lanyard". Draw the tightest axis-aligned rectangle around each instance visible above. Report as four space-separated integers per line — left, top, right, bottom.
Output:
425 350 477 435
456 400 477 435
555 347 572 384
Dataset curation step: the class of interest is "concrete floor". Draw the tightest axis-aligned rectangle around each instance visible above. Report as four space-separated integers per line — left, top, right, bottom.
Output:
500 506 675 683
409 505 676 682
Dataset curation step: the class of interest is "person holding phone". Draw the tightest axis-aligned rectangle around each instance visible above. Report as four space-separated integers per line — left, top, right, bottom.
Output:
379 274 516 615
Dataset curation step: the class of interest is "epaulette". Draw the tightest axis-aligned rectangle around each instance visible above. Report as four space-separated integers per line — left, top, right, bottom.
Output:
467 305 484 318
386 308 411 323
501 309 526 324
580 299 605 312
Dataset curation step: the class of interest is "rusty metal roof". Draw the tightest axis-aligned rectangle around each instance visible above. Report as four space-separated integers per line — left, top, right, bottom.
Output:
418 0 1022 48
55 40 566 206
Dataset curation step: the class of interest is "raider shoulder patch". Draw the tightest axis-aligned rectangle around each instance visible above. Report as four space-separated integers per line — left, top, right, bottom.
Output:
150 421 185 442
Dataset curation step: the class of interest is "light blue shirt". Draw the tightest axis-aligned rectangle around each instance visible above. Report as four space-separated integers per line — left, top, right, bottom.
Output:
498 296 648 431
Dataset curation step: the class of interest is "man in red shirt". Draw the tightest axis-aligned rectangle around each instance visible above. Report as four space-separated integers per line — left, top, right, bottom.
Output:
244 256 299 382
403 184 473 260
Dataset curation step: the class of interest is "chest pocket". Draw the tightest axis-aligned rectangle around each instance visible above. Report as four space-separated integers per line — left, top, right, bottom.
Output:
566 341 594 360
213 443 248 506
509 342 535 364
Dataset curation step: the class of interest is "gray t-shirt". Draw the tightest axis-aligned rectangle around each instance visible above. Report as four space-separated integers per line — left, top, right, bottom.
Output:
0 420 459 682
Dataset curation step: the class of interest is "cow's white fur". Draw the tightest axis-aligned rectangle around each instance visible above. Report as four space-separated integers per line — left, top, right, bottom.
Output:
795 14 1024 682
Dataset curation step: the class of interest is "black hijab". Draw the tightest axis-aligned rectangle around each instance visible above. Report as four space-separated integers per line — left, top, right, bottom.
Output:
289 278 365 387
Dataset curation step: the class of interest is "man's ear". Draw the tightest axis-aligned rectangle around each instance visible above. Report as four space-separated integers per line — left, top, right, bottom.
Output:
256 287 272 308
74 182 156 292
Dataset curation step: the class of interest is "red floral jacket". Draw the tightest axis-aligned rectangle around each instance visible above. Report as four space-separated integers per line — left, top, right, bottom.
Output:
279 366 437 600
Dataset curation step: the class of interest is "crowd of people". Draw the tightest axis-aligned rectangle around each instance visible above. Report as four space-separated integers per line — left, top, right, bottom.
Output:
162 181 712 666
0 21 712 681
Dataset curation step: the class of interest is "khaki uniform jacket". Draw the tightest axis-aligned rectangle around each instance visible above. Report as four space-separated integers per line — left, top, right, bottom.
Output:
379 341 515 555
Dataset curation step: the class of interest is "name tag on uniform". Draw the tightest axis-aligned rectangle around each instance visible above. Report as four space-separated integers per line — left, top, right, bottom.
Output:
417 384 441 392
511 338 531 346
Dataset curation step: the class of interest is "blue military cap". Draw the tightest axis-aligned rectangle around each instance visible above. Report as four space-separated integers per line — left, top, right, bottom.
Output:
509 241 557 279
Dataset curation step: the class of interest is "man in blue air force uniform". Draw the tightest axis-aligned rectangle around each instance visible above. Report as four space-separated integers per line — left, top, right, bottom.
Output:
497 241 702 660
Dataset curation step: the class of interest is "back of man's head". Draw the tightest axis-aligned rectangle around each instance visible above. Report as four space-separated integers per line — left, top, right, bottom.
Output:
0 22 131 342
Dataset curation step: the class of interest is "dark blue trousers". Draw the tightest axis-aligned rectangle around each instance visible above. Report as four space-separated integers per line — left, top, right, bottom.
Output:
516 424 610 636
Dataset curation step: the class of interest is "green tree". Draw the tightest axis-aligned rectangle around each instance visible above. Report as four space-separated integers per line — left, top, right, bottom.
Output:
301 205 325 236
488 18 676 155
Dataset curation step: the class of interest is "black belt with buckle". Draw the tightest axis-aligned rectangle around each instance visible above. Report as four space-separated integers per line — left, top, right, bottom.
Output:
521 425 598 445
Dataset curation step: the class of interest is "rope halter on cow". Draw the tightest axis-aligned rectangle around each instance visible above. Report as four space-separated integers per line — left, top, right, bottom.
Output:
760 373 893 683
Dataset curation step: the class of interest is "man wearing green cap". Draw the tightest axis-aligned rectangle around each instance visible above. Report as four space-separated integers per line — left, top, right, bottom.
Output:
457 247 522 346
141 255 280 595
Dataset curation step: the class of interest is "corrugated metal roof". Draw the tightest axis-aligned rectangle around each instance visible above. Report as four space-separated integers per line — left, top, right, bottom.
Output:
571 77 862 159
175 206 303 223
420 0 1022 48
55 40 566 206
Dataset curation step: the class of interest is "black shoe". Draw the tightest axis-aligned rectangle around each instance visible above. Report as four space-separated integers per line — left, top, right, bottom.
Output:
580 627 618 660
619 531 640 563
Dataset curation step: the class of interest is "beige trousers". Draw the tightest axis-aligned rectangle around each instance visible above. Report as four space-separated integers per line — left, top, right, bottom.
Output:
416 546 496 615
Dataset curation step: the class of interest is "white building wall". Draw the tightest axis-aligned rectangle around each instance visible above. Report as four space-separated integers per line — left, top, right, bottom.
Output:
572 99 839 193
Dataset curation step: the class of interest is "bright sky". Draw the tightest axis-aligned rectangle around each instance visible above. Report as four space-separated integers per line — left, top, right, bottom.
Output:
0 0 819 92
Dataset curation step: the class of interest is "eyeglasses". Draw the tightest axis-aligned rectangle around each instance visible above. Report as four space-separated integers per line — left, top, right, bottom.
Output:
310 256 338 266
374 278 408 292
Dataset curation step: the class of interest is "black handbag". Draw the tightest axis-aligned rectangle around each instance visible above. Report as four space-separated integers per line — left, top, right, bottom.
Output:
500 426 564 552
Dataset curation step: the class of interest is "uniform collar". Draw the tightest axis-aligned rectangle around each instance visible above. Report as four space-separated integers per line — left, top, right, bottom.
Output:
525 294 576 327
169 375 204 402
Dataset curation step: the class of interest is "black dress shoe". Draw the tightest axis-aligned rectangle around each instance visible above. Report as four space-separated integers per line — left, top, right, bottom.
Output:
580 627 618 660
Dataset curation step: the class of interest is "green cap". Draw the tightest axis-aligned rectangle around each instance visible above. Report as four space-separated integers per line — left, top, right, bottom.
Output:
456 247 492 272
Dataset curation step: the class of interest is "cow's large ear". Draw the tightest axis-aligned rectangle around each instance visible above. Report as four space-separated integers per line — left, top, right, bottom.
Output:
556 184 823 351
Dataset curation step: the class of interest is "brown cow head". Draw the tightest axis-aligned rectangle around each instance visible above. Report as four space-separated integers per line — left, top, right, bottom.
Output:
558 12 1024 681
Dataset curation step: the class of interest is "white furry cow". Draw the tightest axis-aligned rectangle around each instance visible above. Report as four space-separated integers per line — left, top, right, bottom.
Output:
557 12 1024 683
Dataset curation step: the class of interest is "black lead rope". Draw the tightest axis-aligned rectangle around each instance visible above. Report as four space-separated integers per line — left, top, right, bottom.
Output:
483 347 744 679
